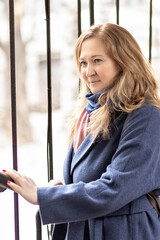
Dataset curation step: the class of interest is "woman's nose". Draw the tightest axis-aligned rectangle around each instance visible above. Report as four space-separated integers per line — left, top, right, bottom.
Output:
86 64 96 77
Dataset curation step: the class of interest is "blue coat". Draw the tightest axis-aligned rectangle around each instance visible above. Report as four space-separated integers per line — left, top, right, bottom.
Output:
38 104 160 240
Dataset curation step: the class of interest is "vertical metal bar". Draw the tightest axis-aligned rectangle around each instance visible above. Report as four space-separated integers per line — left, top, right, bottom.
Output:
45 0 53 182
36 2 53 239
36 211 42 240
77 0 81 37
116 0 119 25
89 0 94 26
77 0 81 91
45 1 54 238
149 0 152 62
8 0 19 240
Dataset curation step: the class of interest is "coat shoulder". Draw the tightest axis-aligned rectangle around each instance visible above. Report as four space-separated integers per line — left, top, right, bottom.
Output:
124 104 160 133
128 104 160 121
119 104 160 153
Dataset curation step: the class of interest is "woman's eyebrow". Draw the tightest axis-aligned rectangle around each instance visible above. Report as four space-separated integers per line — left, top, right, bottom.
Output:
91 55 104 58
79 54 104 60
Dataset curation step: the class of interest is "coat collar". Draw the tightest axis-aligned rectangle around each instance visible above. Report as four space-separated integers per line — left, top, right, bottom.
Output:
70 133 95 175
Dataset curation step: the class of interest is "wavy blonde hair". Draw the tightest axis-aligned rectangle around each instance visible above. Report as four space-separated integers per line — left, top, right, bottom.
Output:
68 23 160 146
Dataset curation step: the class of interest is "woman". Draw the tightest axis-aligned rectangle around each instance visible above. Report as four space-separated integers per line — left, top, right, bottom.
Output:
4 23 160 239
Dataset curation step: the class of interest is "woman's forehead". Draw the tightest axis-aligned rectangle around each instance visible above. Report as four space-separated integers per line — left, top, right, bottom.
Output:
80 38 106 54
79 38 111 59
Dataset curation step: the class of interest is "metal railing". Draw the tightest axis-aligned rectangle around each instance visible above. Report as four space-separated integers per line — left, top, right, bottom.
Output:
9 0 19 239
0 0 155 239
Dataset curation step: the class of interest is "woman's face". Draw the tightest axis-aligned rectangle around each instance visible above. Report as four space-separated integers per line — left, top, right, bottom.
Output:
79 37 119 94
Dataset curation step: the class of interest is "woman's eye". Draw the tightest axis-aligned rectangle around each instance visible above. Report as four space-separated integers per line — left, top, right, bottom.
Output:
94 59 102 63
80 61 87 67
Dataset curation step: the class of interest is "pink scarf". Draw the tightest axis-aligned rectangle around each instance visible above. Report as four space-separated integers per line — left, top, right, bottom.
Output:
74 108 89 153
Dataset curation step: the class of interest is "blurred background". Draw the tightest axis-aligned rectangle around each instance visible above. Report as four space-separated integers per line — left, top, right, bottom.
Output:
0 0 160 239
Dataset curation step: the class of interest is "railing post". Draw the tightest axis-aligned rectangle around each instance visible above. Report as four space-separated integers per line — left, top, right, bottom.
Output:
45 0 53 182
36 211 42 240
77 0 82 91
9 0 20 239
89 0 94 26
35 1 54 239
116 0 119 25
77 0 82 37
149 0 152 62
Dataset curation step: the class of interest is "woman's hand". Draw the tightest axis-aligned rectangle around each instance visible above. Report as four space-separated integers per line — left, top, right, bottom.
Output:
48 179 63 187
4 170 38 205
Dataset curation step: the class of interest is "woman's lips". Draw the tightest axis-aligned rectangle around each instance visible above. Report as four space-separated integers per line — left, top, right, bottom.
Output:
90 80 100 84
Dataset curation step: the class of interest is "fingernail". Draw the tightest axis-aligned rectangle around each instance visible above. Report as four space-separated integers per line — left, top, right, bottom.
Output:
7 180 11 184
3 170 6 172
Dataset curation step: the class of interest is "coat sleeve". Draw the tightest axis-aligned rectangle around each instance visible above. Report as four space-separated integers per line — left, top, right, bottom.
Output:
38 104 160 225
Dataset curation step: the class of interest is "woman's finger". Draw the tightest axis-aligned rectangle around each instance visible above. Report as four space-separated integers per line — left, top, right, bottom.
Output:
48 179 63 187
7 180 21 194
4 170 38 205
4 170 19 181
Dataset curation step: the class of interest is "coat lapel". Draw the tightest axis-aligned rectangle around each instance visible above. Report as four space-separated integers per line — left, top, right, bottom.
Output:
70 133 95 174
63 142 74 184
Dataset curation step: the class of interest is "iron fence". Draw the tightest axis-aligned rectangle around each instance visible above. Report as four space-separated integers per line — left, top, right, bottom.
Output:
0 0 157 239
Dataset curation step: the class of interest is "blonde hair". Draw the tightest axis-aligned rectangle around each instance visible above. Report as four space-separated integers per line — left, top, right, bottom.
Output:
68 23 160 146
